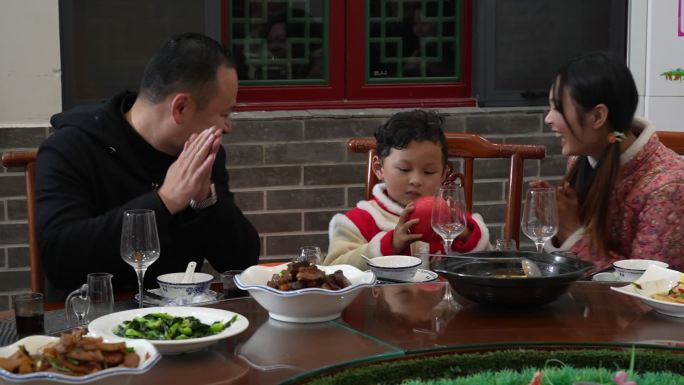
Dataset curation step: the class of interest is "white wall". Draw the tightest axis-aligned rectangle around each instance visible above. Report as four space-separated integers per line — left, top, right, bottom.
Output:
629 0 684 131
0 0 61 127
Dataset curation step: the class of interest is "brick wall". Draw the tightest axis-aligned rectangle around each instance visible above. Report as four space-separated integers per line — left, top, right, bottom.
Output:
0 106 563 309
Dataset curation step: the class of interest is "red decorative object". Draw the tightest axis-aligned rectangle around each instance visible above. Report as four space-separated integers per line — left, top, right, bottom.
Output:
406 196 444 243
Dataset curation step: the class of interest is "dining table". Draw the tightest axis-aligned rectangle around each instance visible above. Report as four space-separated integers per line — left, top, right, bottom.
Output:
1 280 683 385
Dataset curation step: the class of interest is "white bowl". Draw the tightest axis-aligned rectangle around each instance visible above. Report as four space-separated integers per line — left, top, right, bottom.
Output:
0 335 159 384
612 259 669 282
234 264 375 323
156 272 213 298
365 255 422 282
611 265 684 318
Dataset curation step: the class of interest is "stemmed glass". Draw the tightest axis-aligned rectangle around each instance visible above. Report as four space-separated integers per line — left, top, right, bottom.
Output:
121 209 160 308
521 188 559 253
431 184 467 256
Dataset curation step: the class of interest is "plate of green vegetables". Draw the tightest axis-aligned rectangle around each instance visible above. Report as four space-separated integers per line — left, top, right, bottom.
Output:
88 306 249 355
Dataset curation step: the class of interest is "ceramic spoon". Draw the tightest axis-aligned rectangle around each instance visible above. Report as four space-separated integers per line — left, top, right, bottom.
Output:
521 258 542 277
181 261 197 284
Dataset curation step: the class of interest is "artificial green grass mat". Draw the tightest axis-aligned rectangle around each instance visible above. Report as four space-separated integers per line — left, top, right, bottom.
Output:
402 366 683 385
303 348 684 385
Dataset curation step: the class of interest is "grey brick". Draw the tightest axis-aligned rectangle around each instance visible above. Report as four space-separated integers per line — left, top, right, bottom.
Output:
226 120 303 143
304 164 366 186
0 248 5 268
0 127 46 148
304 210 338 231
304 118 382 140
0 223 28 244
0 295 8 311
473 202 507 224
0 270 31 291
506 135 561 156
442 115 466 133
265 142 346 164
346 149 371 162
7 199 27 220
228 166 300 188
246 212 301 233
0 176 26 197
469 158 538 179
225 144 263 166
266 233 329 256
267 188 345 210
8 247 29 268
233 191 264 211
348 186 366 206
0 200 4 221
540 155 568 177
473 181 505 203
466 114 542 135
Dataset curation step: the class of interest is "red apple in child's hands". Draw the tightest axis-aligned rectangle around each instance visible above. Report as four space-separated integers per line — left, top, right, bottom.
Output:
406 196 447 243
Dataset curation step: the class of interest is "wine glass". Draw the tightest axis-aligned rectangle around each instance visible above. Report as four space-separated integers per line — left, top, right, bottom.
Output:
431 184 467 255
121 209 160 308
521 188 559 253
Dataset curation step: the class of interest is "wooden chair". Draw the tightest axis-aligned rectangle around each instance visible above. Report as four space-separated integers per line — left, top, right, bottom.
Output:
657 131 684 155
1 150 43 294
347 134 546 245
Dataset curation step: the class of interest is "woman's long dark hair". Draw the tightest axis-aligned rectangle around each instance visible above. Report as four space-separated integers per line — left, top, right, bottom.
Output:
551 52 638 254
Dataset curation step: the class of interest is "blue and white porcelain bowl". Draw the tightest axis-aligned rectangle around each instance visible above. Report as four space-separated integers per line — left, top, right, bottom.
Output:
156 272 213 299
235 264 375 323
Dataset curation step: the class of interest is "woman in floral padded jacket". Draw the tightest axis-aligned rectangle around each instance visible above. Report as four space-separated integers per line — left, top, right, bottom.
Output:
532 52 684 272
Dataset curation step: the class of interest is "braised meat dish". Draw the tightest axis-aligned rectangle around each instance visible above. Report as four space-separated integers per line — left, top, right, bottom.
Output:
267 261 351 291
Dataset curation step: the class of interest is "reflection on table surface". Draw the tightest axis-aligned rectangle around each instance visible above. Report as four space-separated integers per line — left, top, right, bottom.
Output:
4 281 684 385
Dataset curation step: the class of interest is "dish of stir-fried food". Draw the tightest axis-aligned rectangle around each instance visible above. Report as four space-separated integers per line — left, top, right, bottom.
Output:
267 261 351 291
0 329 141 376
652 282 684 304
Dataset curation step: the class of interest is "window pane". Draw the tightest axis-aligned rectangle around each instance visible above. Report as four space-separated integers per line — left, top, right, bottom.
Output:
367 0 460 83
229 0 327 85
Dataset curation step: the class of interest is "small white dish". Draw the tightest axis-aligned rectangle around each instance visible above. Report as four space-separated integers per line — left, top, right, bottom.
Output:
88 306 249 355
365 255 422 281
592 272 620 282
611 265 684 318
612 259 669 282
378 269 439 283
135 289 219 307
235 263 375 323
0 335 160 384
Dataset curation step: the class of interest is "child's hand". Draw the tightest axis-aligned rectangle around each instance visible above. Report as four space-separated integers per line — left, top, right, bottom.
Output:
392 203 424 253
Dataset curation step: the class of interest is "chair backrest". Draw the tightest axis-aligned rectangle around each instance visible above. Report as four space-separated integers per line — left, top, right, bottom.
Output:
347 133 546 245
1 150 43 294
657 131 684 155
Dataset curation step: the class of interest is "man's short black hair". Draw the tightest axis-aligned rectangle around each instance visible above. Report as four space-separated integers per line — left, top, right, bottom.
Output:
139 32 236 110
374 110 448 165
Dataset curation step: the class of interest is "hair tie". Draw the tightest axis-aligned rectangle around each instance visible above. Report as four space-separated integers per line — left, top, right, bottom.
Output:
607 131 626 144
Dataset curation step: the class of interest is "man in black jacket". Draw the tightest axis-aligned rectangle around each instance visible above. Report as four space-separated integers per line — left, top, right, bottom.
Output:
36 33 260 296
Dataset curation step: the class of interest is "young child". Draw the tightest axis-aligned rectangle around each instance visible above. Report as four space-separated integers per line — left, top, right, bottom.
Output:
324 110 490 269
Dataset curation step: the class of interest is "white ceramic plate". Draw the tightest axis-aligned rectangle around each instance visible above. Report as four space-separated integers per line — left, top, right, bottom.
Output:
611 265 684 318
235 264 375 323
134 289 219 307
0 335 159 384
88 306 249 355
377 269 439 283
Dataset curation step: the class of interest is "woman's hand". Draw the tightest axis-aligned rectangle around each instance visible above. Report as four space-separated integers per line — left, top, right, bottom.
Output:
392 203 423 253
555 182 581 243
